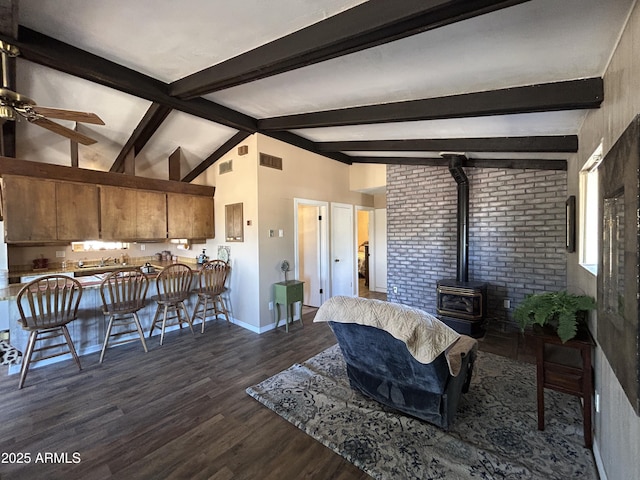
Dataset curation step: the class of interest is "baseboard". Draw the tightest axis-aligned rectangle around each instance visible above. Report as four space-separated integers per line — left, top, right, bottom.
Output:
592 439 607 480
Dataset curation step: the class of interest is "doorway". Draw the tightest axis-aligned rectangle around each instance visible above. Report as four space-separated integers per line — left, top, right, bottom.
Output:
356 206 375 297
294 199 328 308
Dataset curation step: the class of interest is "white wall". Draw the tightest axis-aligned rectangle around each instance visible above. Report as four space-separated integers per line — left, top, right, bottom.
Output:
256 134 374 329
374 208 387 293
568 4 640 479
193 135 262 332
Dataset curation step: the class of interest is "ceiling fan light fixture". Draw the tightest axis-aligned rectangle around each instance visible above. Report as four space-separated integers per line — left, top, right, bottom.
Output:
0 41 20 58
0 105 16 121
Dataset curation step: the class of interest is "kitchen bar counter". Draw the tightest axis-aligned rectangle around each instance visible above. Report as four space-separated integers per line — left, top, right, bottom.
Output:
4 260 213 375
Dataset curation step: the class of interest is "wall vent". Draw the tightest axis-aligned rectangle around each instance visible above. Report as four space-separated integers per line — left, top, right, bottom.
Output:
259 153 283 170
219 159 233 175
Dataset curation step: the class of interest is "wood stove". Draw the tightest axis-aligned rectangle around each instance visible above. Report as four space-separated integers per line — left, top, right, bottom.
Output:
436 154 487 337
437 279 487 337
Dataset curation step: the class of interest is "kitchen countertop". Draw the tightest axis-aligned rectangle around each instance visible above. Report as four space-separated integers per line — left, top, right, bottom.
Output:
2 259 206 301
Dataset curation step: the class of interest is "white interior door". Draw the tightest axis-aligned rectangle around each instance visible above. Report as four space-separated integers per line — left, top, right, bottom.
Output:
331 203 355 297
294 199 328 307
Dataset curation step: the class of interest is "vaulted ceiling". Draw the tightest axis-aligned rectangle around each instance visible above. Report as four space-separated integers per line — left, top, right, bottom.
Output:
0 0 635 180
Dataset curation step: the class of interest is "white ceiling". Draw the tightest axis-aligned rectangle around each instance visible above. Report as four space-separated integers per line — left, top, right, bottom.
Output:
7 0 637 176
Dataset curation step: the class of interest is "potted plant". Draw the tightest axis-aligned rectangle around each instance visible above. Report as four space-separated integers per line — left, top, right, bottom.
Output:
514 291 596 343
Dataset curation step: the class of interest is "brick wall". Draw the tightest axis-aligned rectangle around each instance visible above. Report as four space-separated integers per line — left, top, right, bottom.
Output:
386 165 567 325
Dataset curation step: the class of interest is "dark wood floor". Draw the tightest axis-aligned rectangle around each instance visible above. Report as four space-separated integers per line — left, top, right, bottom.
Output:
0 309 534 480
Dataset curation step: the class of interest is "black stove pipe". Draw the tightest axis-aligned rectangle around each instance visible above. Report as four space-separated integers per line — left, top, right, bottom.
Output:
444 154 469 283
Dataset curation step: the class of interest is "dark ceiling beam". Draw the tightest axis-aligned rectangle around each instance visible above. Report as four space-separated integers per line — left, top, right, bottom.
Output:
350 156 567 170
316 136 578 153
260 78 603 130
110 102 172 173
264 130 353 164
3 26 257 133
169 0 531 99
182 131 251 183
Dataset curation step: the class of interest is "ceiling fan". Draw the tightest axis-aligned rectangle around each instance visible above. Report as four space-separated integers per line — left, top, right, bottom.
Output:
0 41 104 145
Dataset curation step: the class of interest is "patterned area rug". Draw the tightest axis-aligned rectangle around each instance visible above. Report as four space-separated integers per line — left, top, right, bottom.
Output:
247 345 596 480
0 340 21 366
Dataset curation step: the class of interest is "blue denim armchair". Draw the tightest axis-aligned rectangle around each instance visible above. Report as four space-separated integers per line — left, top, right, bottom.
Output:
316 296 476 430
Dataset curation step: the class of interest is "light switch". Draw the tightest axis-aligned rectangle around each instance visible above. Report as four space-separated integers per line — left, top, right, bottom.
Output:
278 229 284 237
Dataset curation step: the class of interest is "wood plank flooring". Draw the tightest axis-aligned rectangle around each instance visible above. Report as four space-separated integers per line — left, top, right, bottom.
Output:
0 309 533 480
0 312 369 480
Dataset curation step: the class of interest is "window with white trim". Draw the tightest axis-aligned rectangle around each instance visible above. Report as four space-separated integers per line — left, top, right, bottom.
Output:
578 143 603 274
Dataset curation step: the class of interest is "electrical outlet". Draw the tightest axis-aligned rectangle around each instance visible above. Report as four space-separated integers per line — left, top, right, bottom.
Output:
140 244 145 251
55 251 66 258
268 302 273 311
393 286 398 294
503 299 511 309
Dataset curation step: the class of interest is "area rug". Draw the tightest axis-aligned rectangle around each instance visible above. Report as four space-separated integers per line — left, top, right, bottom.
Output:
246 345 597 480
0 340 21 366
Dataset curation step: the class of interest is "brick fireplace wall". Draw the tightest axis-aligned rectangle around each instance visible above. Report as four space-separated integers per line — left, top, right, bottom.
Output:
386 165 567 326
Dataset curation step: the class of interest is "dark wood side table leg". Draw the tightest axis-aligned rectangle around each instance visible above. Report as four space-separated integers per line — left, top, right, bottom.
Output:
536 338 545 431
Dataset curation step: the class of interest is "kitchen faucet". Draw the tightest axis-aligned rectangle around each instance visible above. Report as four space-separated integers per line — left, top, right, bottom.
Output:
99 257 112 267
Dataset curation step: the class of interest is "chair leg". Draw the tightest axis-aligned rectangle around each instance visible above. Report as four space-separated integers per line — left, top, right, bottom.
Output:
61 325 82 371
160 305 169 346
217 295 230 324
179 302 195 335
132 312 148 353
192 296 203 332
149 304 162 338
100 315 115 363
200 297 209 333
18 331 38 389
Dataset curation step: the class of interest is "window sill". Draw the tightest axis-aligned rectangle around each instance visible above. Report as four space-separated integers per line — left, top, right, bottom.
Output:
580 263 597 276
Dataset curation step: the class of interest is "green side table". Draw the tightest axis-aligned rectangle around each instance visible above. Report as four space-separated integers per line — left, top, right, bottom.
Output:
274 280 304 332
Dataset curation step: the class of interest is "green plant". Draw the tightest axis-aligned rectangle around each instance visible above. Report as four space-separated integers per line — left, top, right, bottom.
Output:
514 291 596 343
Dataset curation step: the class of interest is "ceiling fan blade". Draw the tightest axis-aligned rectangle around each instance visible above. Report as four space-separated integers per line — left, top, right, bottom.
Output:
31 117 98 145
31 106 105 125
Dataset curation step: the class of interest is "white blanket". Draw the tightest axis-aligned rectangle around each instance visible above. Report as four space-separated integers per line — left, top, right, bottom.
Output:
314 296 477 376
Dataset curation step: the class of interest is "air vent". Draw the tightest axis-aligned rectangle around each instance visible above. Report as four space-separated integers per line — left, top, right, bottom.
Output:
259 153 283 170
219 159 233 175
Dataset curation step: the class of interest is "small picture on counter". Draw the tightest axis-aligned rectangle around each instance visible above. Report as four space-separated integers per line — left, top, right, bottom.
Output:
218 246 230 263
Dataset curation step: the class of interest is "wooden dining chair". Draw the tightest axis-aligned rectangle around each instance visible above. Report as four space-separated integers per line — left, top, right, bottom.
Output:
192 260 230 333
149 263 194 345
16 275 83 389
99 268 149 362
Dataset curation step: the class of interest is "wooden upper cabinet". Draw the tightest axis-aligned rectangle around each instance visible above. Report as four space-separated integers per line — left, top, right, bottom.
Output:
192 195 214 239
2 176 57 242
99 186 137 240
136 190 167 239
167 193 214 239
100 186 168 240
56 181 100 241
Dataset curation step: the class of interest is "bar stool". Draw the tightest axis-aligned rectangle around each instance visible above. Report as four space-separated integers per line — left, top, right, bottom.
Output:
99 268 149 362
149 263 194 345
192 260 230 333
16 275 83 389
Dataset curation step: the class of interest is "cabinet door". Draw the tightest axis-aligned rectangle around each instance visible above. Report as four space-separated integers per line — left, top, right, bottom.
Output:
192 196 214 239
100 186 137 240
56 182 100 241
225 203 243 242
136 190 167 239
2 176 57 242
167 194 214 239
166 193 193 238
